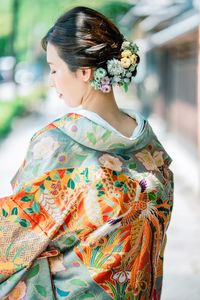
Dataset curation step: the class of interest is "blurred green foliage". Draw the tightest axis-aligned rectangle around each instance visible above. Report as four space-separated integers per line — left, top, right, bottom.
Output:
0 0 132 61
0 0 133 139
0 85 47 138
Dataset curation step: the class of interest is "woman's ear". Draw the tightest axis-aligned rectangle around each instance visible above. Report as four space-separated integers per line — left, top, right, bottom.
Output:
79 68 93 82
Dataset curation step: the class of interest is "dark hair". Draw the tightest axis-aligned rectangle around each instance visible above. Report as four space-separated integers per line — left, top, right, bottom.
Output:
41 6 127 72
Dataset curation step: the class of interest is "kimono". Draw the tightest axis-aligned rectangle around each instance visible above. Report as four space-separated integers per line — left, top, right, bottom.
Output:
0 109 173 300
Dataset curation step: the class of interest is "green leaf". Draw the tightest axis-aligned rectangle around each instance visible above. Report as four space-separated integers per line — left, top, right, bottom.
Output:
114 181 123 188
123 82 128 93
123 184 128 193
27 264 40 279
85 168 89 178
74 154 87 162
98 191 105 197
92 123 97 132
64 235 76 247
32 201 40 214
19 218 30 227
20 195 34 202
40 183 45 192
112 171 118 176
128 163 137 169
14 216 21 223
65 168 74 174
70 278 87 287
5 241 14 257
67 178 75 189
108 143 125 149
2 208 8 217
11 207 18 215
13 245 27 261
101 130 111 142
96 183 103 190
78 293 95 300
87 132 96 145
35 284 47 297
24 208 34 214
148 192 157 201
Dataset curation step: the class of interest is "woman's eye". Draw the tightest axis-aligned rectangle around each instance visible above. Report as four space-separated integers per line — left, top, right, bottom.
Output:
50 70 56 74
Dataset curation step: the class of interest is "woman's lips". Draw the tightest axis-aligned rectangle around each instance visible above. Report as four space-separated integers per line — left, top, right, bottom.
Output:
59 93 63 98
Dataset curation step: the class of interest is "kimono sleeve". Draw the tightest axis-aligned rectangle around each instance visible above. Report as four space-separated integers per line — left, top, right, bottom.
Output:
0 170 66 284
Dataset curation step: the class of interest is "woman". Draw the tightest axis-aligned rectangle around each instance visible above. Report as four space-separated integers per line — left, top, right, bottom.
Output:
0 6 173 300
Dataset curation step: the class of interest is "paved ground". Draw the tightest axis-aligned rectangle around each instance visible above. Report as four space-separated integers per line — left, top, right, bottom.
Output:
0 86 200 299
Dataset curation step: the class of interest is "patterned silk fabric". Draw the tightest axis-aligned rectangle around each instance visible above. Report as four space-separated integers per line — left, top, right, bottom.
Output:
0 111 173 299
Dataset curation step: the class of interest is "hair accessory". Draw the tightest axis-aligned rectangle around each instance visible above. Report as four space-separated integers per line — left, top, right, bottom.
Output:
90 40 139 93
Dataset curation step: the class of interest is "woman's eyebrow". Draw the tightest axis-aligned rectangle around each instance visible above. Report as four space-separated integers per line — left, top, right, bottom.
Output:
47 61 53 65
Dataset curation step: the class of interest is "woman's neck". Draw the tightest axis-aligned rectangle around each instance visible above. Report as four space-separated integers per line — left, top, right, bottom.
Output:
81 87 123 121
80 87 137 138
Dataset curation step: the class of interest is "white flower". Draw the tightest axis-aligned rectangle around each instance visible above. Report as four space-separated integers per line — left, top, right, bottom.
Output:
32 136 61 160
122 41 130 49
124 78 130 83
112 75 121 83
113 270 131 283
107 59 124 76
126 72 132 78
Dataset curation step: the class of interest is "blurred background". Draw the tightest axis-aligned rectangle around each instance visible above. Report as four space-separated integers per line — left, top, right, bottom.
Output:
0 0 200 299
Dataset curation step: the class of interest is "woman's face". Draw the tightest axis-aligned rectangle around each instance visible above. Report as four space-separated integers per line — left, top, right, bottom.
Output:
46 42 90 107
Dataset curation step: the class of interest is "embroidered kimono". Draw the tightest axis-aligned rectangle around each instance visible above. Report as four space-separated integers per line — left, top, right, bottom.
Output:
0 109 173 300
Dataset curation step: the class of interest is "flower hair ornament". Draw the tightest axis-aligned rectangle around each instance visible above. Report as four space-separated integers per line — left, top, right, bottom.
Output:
90 40 139 93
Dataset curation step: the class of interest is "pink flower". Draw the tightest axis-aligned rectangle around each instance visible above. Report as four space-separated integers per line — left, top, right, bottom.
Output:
58 154 68 163
99 154 123 171
101 76 110 85
101 84 111 93
71 125 78 132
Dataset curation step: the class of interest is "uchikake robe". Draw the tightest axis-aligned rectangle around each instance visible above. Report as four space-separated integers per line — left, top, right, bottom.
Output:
0 111 173 300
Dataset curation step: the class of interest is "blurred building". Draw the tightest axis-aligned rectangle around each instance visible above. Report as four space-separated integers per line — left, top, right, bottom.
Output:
121 0 200 158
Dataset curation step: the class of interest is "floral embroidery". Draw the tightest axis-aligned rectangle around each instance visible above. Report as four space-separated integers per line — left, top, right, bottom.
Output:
133 270 148 295
113 270 131 284
50 181 62 196
58 153 68 163
70 124 78 132
31 136 60 160
3 111 173 300
99 154 123 171
135 149 164 171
